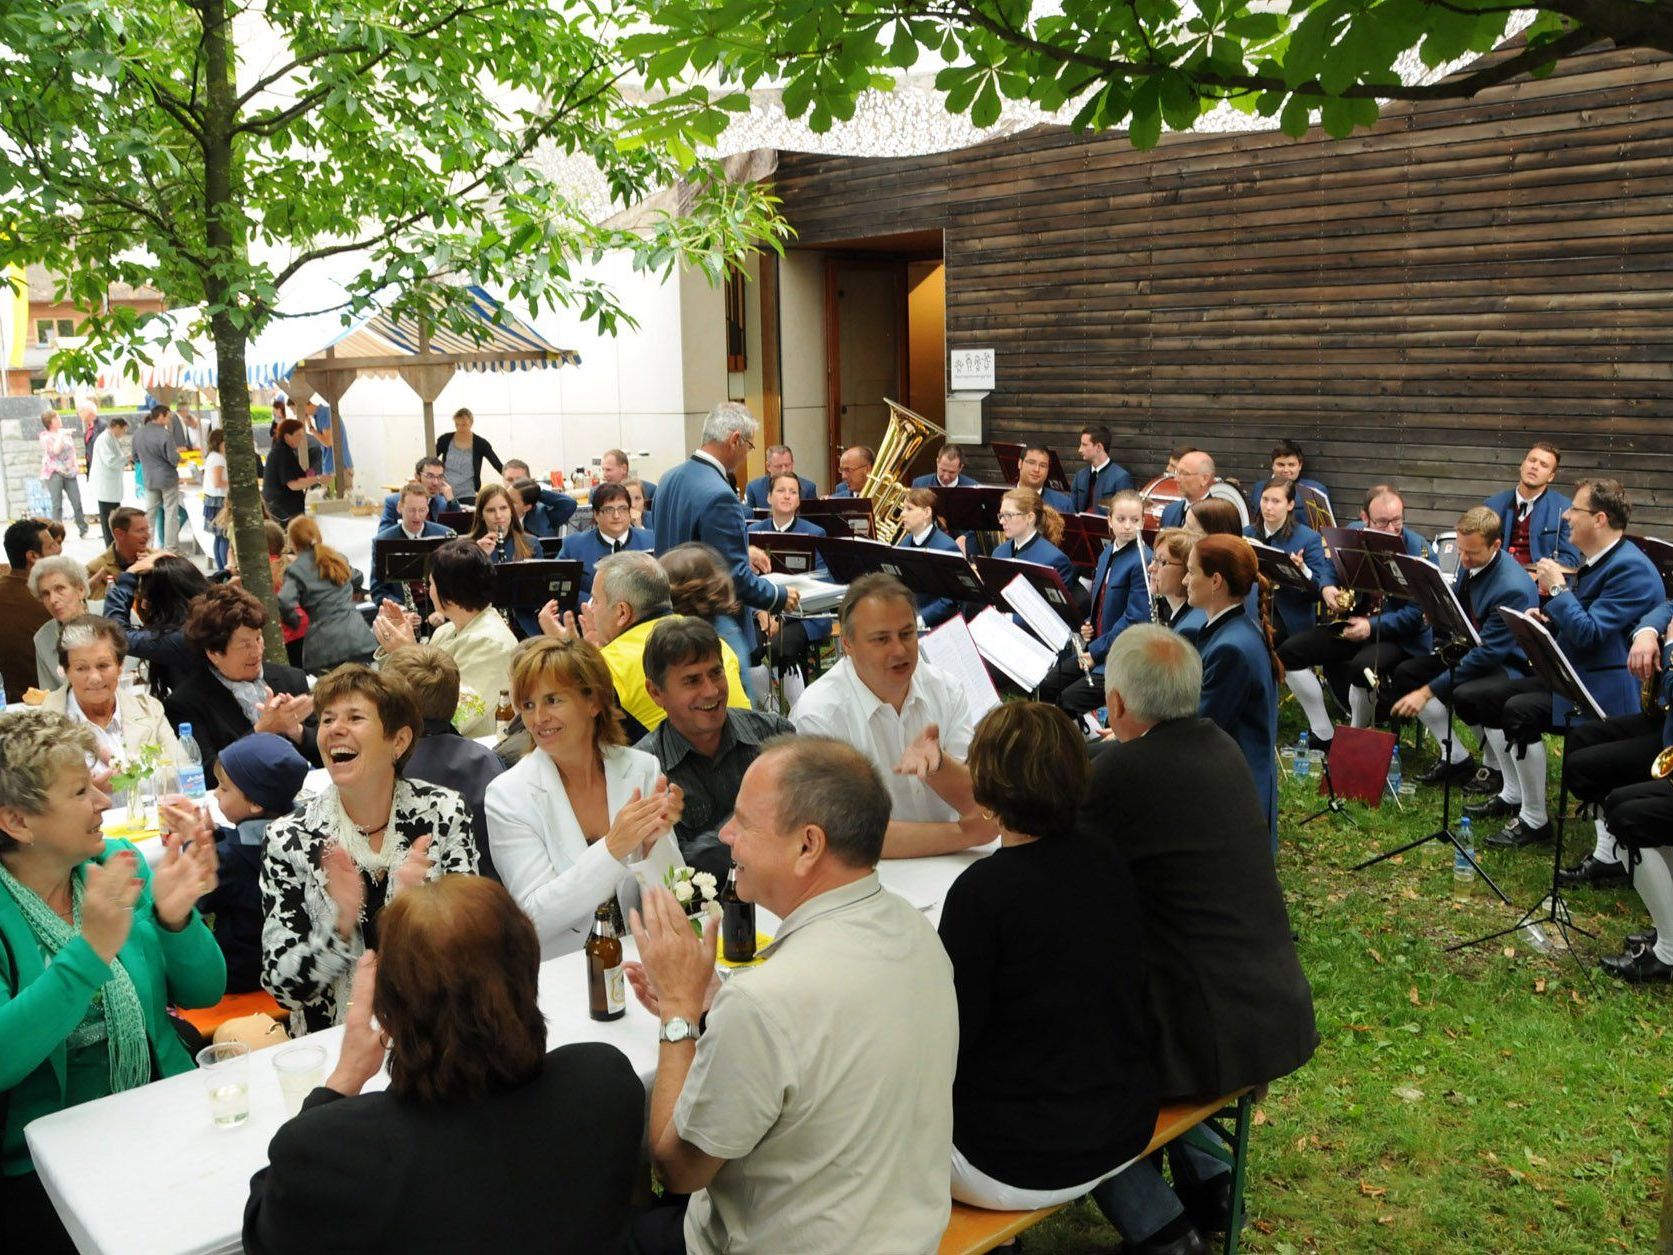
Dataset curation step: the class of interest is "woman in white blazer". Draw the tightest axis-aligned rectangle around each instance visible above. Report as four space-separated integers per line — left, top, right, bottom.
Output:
42 615 179 764
371 539 517 737
485 637 685 959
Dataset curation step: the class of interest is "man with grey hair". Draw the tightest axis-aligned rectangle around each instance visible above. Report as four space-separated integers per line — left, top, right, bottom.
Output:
652 403 800 684
1078 624 1316 1254
588 551 750 741
1158 449 1216 530
626 734 958 1255
743 443 816 509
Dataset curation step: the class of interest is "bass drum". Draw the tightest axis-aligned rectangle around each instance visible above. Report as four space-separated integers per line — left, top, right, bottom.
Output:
1139 475 1251 531
1206 480 1252 530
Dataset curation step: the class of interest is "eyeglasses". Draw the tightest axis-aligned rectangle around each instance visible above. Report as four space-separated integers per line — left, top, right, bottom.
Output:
997 511 1025 522
1151 558 1183 568
596 504 631 517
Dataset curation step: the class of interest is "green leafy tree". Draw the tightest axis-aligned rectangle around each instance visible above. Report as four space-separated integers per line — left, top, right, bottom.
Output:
629 0 1659 148
0 0 784 656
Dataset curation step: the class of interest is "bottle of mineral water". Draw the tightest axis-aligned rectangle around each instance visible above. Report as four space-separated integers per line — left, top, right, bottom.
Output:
1453 816 1475 898
1295 731 1311 780
177 724 207 799
1388 745 1403 796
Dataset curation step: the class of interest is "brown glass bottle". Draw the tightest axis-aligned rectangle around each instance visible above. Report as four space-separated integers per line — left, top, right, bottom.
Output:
720 866 756 964
494 689 514 737
586 902 625 1021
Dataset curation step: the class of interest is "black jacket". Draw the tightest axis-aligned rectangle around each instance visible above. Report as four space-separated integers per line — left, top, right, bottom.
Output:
1077 716 1317 1099
162 660 320 774
435 432 504 495
244 1043 644 1255
404 719 506 880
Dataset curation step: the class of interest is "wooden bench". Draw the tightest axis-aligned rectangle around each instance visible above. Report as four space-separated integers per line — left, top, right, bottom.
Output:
938 1088 1255 1255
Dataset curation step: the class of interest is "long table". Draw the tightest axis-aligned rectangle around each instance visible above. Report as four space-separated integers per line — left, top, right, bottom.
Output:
26 843 995 1255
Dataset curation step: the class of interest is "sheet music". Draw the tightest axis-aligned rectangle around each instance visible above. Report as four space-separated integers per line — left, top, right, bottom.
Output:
764 572 847 614
919 615 1003 721
1497 607 1606 720
968 607 1057 691
1001 574 1073 652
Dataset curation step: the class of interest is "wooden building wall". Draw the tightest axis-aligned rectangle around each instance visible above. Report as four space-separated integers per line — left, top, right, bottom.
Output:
772 44 1673 534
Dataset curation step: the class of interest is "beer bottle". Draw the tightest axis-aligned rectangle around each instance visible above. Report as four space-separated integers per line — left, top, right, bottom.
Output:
586 902 625 1021
721 865 756 964
494 689 514 737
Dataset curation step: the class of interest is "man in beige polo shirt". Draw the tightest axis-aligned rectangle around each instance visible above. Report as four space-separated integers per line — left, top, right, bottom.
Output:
627 735 959 1255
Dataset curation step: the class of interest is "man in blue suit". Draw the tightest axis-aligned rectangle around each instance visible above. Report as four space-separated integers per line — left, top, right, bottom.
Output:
508 476 579 539
1389 506 1539 785
910 443 981 490
1245 439 1331 521
370 482 457 606
1157 449 1213 529
1015 444 1074 514
744 445 818 510
602 448 655 510
829 444 873 499
654 403 798 681
557 482 654 601
379 457 453 528
1459 479 1664 848
1482 441 1581 568
1071 424 1135 515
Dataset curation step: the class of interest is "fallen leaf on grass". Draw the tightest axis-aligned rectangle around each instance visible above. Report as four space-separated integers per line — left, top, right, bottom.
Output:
1408 985 1422 1005
1252 1218 1276 1235
1253 1108 1269 1126
1359 1181 1388 1198
1368 948 1384 964
1378 1214 1395 1225
1503 946 1517 959
1393 1085 1425 1102
1534 979 1547 994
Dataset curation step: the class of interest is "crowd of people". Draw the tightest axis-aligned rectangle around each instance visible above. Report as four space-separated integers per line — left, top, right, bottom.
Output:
1 391 1669 1254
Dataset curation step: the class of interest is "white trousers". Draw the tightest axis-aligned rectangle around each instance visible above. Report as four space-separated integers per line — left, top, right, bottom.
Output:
950 1145 1129 1211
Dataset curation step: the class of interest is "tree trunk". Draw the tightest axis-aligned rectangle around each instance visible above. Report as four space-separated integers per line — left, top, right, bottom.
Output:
201 0 287 662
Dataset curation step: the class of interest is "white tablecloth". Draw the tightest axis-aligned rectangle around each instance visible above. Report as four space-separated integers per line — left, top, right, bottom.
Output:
26 843 993 1254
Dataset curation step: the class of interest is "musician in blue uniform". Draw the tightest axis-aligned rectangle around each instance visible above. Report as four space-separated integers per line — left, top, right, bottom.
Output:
1458 478 1665 848
1482 442 1581 568
557 482 654 601
1037 489 1151 716
1243 479 1337 648
369 481 455 608
1187 534 1281 854
1387 506 1539 785
1278 487 1433 754
829 445 872 499
1157 450 1215 529
894 488 964 628
509 477 579 538
1071 424 1135 515
992 487 1077 588
1245 439 1332 522
1150 528 1206 642
747 472 832 705
743 445 817 510
911 443 981 489
1015 443 1074 514
378 457 453 528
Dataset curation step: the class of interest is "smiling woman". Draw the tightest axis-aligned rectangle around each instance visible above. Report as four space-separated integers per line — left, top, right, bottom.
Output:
485 637 686 960
259 666 478 1033
40 616 178 764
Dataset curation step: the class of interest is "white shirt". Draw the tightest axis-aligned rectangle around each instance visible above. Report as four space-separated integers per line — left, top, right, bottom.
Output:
1202 604 1239 631
908 523 934 546
1582 536 1622 570
790 657 974 823
65 688 123 761
692 449 729 479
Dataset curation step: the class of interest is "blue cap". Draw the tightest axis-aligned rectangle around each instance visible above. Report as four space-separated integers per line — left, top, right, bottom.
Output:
217 733 309 816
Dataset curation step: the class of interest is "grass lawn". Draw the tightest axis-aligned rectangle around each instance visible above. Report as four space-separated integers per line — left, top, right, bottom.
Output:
1031 710 1671 1254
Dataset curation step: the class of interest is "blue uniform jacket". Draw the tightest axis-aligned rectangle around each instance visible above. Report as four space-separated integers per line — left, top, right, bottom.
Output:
369 521 455 606
1085 541 1151 666
1165 600 1207 643
1159 497 1190 530
748 516 832 643
895 525 964 627
1040 485 1075 515
911 472 981 489
1362 528 1437 658
829 483 857 498
557 524 656 601
1428 550 1539 701
993 531 1078 590
1072 461 1135 514
744 473 817 511
1196 606 1279 851
521 488 579 538
1483 487 1580 567
379 492 451 530
654 456 788 647
1244 521 1330 638
1542 539 1665 722
1247 477 1330 518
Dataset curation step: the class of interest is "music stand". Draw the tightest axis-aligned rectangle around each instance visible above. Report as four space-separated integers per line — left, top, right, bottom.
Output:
929 485 1008 536
436 508 474 534
1447 609 1605 974
818 536 990 608
1059 513 1113 576
800 498 875 539
536 536 565 559
989 441 1071 491
1248 540 1320 599
1298 485 1336 531
1626 533 1673 598
972 556 1079 630
372 537 447 615
1350 555 1511 905
494 559 583 624
750 532 827 577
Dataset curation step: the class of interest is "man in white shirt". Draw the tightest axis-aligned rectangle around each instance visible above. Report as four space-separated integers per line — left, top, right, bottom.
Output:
791 573 995 857
627 735 959 1255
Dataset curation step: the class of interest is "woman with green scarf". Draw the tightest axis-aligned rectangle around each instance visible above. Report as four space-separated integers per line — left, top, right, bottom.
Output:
0 709 226 1253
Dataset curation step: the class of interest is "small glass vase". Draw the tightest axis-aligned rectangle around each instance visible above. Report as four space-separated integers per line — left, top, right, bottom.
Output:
125 775 156 830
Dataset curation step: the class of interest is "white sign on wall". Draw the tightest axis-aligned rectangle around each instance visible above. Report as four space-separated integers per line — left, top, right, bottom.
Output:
949 348 995 393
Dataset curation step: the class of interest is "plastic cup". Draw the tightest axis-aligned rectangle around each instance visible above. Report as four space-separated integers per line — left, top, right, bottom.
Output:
196 1041 251 1128
272 1042 327 1117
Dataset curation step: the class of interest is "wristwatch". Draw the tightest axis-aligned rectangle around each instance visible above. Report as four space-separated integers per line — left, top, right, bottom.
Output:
659 1016 700 1044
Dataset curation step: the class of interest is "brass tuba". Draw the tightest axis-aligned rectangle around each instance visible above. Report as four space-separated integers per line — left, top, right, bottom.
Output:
860 397 948 544
1653 745 1673 780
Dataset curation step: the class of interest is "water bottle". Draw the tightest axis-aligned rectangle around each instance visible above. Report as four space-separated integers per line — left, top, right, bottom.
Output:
1453 816 1475 898
0 669 8 709
1295 730 1311 780
1520 908 1554 955
177 724 206 799
1388 745 1403 796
